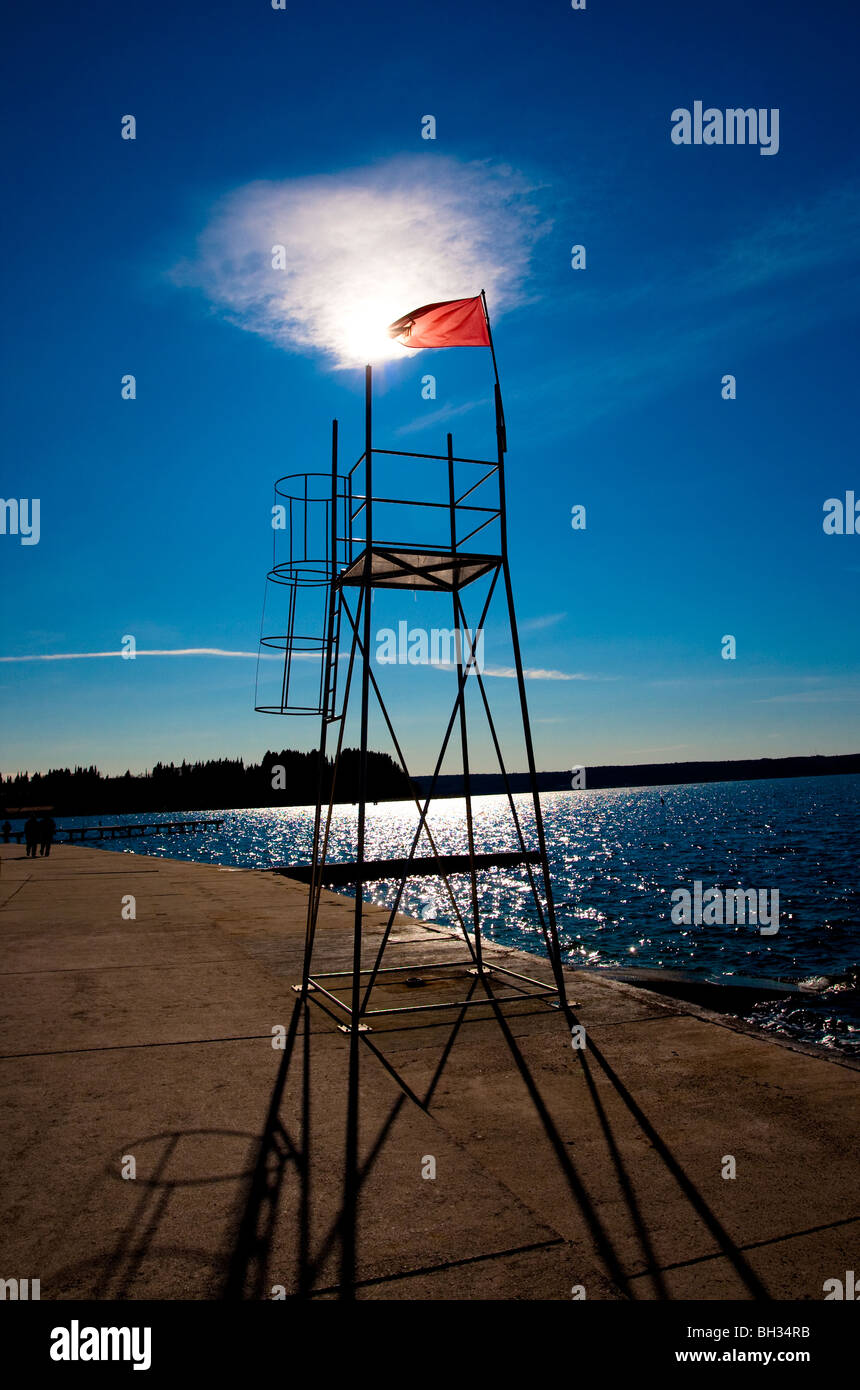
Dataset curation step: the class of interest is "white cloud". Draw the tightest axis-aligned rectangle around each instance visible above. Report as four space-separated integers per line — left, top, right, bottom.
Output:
174 156 547 367
481 665 595 681
394 398 488 436
522 180 860 437
754 689 860 705
0 649 266 662
708 183 860 296
519 612 567 633
0 649 595 680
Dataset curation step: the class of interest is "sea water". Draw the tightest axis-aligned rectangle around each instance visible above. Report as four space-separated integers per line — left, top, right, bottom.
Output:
48 774 859 1053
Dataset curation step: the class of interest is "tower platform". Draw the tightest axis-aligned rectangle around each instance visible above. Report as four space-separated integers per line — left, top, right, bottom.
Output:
336 545 499 592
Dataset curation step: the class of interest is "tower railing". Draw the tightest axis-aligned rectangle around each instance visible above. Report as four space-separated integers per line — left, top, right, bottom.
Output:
340 447 502 562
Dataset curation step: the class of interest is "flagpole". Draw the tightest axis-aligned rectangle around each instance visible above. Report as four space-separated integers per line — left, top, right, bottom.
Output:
480 288 507 454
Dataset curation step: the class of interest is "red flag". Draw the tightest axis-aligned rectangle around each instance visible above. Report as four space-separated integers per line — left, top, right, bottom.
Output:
388 296 490 349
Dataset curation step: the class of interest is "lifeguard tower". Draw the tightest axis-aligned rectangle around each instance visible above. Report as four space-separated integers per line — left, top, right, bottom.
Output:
256 354 568 1034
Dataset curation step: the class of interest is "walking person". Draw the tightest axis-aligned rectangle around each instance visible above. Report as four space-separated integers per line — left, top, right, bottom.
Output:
24 813 39 858
1 821 10 843
39 814 56 857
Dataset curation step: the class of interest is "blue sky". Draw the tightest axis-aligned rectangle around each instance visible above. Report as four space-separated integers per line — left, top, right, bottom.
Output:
1 0 858 777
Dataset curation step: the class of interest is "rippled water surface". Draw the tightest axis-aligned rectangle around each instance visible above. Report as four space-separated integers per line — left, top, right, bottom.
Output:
57 774 859 1052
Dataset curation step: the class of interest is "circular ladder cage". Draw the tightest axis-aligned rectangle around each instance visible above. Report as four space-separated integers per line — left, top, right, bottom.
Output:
255 472 350 718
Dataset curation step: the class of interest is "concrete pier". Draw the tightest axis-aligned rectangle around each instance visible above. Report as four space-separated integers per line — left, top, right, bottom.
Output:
0 842 856 1300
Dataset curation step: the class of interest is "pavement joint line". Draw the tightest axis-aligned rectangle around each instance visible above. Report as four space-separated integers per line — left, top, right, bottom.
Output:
0 879 34 907
307 1235 569 1296
0 957 242 976
625 1213 860 1281
580 1014 684 1027
0 869 161 879
0 1032 279 1060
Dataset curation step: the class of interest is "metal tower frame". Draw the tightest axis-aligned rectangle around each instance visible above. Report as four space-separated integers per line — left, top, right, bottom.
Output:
259 363 569 1034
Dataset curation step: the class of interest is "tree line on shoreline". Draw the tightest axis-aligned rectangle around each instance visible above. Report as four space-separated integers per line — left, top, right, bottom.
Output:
1 750 413 818
3 749 857 820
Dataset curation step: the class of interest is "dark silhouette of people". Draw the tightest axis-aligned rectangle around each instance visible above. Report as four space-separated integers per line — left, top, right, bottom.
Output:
39 815 56 857
1 821 10 843
24 814 40 858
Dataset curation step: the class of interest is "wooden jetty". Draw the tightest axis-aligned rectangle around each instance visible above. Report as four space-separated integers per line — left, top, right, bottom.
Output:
275 849 541 885
5 818 224 845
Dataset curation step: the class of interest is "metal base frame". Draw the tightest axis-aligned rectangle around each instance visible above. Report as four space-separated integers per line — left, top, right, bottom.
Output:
302 959 561 1031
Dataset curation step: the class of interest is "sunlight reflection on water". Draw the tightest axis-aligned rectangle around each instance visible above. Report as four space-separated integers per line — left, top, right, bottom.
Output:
65 775 859 1052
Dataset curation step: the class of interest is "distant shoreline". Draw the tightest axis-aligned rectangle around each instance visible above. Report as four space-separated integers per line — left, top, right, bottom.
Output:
412 752 860 801
2 753 856 820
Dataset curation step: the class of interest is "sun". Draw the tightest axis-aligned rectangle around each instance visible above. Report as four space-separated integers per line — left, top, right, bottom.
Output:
338 296 414 365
